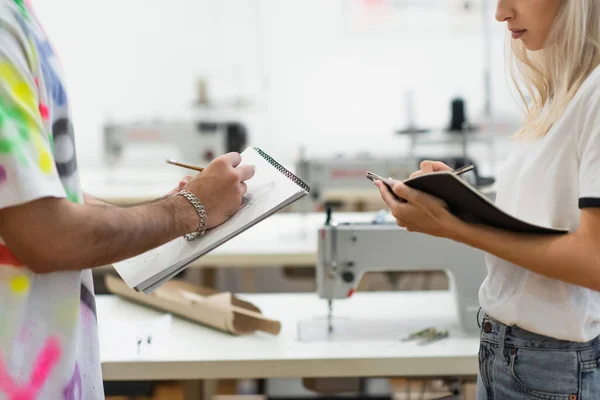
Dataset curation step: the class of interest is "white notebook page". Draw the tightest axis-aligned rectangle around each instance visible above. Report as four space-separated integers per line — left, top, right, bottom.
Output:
113 147 307 290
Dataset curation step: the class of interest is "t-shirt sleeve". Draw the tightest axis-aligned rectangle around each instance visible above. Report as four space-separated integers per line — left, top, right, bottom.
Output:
0 22 66 210
578 92 600 208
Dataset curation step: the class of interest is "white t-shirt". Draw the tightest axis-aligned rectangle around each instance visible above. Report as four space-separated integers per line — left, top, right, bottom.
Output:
479 63 600 343
0 0 103 398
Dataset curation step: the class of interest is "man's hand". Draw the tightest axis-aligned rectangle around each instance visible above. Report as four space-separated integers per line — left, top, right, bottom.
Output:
181 152 255 229
409 160 453 179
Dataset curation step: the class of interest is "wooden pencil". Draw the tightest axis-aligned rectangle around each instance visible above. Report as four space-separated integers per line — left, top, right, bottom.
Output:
166 159 205 172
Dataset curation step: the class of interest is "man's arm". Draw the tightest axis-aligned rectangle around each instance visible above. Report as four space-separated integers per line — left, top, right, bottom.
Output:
0 153 255 274
0 195 199 274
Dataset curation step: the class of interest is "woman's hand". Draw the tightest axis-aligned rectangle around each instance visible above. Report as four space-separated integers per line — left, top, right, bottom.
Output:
409 160 453 179
374 178 462 240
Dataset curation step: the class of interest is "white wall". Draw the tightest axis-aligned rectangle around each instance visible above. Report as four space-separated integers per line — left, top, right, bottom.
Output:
31 0 521 168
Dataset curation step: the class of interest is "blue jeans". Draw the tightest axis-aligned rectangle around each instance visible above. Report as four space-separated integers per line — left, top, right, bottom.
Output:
477 314 600 399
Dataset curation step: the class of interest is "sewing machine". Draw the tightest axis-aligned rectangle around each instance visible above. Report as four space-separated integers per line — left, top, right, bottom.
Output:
294 153 420 211
103 119 248 166
316 215 487 336
293 152 495 212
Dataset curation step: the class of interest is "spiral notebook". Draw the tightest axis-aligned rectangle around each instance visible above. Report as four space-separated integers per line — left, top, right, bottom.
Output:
112 147 310 293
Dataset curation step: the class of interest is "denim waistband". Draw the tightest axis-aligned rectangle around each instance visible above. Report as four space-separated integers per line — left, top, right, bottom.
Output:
479 313 600 351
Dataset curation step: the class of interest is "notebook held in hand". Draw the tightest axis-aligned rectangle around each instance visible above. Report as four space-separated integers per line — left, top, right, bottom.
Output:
368 170 568 235
112 147 311 293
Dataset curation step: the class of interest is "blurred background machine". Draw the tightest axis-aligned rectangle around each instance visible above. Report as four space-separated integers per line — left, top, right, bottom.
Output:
103 119 248 166
293 152 419 212
293 150 493 212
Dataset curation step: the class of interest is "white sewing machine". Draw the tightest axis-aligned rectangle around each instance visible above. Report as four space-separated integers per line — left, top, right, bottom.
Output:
315 214 487 336
103 119 248 166
292 150 496 212
294 153 420 211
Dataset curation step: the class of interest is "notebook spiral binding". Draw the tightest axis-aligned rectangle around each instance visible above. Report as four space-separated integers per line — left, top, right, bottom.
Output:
253 147 311 193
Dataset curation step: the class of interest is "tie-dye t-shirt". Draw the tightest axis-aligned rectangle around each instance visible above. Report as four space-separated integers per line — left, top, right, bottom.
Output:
0 0 103 399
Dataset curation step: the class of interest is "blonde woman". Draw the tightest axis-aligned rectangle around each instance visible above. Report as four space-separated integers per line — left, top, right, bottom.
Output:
376 0 600 398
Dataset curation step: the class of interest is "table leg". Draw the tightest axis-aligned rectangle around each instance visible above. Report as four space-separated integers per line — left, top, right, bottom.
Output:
182 381 201 400
151 381 186 399
181 380 217 400
201 268 217 288
201 379 218 400
241 269 256 292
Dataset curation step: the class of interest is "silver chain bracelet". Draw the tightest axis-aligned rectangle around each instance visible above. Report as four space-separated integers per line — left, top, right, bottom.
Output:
175 190 207 241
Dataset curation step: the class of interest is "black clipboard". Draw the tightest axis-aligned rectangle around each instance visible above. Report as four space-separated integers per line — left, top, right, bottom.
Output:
367 170 567 235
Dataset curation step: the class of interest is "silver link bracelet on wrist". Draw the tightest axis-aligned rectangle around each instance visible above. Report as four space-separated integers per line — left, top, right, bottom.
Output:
175 190 207 241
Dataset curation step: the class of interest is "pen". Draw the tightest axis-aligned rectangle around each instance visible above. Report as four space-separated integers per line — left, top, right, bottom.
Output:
452 164 474 176
166 159 204 172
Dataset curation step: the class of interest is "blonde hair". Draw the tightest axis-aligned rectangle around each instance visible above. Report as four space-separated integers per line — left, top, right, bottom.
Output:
509 0 600 139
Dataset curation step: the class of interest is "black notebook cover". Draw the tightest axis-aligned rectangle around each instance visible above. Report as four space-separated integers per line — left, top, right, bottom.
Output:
402 172 567 235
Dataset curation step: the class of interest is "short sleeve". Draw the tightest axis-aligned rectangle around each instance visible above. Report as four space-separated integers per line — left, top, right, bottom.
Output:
0 20 65 210
578 90 600 208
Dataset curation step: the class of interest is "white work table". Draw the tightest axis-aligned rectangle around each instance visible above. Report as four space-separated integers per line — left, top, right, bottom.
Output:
97 291 480 382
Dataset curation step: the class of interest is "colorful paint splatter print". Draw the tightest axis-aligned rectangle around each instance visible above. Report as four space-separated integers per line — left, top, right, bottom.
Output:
0 336 62 400
0 0 103 398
